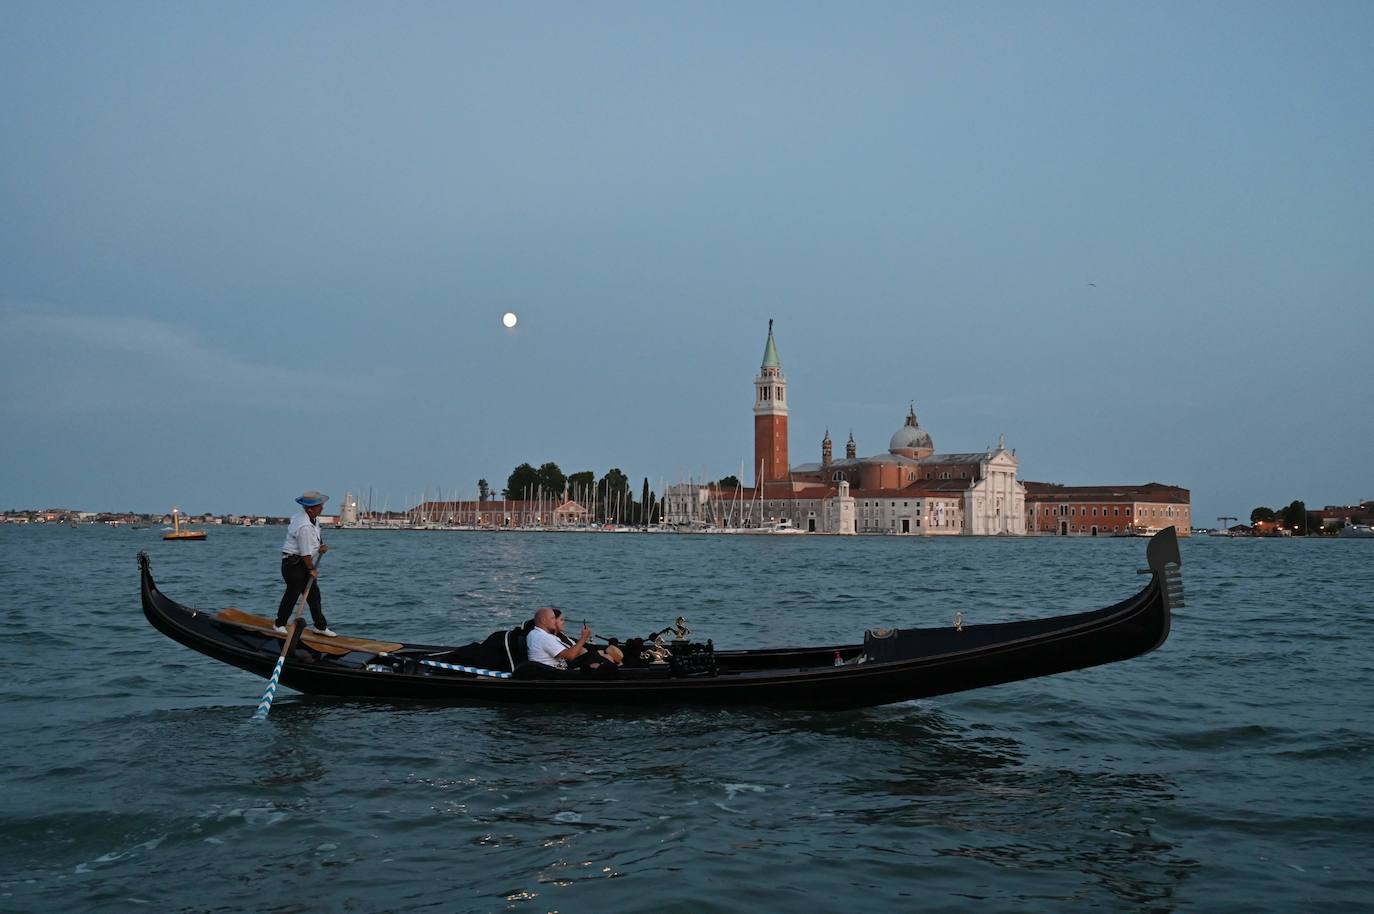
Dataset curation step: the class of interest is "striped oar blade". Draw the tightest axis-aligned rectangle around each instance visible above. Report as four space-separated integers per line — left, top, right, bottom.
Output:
419 659 512 678
252 653 288 720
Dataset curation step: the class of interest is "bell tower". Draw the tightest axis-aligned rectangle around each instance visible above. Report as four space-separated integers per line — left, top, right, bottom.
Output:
753 320 789 487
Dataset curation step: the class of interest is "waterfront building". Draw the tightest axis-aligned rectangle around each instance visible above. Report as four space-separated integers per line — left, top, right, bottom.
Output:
1309 500 1374 531
339 493 359 526
552 497 589 527
722 322 1025 534
663 484 712 526
1023 482 1192 536
789 418 1025 535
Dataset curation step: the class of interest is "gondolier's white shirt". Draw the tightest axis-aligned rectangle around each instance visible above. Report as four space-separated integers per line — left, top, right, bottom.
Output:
282 511 322 558
526 627 568 669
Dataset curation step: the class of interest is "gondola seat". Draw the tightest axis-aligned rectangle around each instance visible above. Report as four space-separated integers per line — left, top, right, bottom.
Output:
428 626 529 673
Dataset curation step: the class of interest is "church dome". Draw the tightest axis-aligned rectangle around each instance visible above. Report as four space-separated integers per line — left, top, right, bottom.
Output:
889 405 933 454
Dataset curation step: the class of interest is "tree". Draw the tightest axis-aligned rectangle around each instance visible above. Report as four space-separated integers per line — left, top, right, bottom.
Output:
567 471 594 504
598 468 631 522
537 462 567 499
478 479 490 502
718 475 741 489
1250 506 1276 525
1280 500 1307 534
503 463 540 500
640 478 651 526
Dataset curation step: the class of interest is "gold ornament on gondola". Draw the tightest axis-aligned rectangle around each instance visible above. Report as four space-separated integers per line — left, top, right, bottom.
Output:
641 636 673 665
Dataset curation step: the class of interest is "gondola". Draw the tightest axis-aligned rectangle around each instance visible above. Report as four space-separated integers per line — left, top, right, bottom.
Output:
137 527 1182 711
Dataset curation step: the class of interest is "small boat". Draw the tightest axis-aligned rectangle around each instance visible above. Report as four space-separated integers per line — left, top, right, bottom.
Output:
162 507 207 542
1339 523 1373 539
137 528 1183 711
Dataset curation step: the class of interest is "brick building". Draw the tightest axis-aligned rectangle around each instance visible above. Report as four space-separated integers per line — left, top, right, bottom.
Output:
1023 482 1191 536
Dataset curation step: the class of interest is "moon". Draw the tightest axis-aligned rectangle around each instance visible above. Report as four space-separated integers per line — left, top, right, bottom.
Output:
502 312 518 329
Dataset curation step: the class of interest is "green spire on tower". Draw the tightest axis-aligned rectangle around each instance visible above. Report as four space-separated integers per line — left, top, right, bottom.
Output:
761 319 781 369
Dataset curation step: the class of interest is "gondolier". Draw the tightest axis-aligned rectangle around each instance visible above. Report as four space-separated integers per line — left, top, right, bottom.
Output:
274 490 334 636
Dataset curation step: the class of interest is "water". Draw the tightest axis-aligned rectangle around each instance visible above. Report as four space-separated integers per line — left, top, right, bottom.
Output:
2 525 1371 912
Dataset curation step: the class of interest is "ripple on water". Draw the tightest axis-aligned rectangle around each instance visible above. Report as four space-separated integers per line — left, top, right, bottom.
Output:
1 528 1372 911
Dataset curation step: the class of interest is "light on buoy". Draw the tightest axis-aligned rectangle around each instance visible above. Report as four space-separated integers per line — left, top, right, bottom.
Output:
502 312 518 328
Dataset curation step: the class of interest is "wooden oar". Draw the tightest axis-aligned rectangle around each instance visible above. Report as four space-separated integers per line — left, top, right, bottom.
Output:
252 558 322 721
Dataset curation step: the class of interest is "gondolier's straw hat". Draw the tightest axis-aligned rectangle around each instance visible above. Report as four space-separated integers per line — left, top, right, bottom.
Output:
295 491 329 507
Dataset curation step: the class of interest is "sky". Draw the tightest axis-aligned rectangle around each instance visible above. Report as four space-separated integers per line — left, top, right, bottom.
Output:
2 2 1371 523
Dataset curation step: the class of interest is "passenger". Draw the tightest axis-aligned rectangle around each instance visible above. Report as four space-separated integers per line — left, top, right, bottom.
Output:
551 608 624 666
526 607 623 670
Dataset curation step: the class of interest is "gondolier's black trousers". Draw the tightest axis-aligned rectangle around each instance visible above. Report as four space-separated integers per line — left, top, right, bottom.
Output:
276 556 328 629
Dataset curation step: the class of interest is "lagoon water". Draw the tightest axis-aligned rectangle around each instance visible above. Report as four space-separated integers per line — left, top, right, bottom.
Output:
2 525 1371 912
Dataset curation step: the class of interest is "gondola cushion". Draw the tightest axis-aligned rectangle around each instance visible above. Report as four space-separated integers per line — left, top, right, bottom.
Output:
429 627 528 673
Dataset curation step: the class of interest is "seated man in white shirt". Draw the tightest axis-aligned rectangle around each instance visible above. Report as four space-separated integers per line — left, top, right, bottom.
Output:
525 607 623 671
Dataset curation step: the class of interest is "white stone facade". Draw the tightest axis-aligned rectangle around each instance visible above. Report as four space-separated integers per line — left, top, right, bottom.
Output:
962 449 1025 535
663 484 712 525
339 492 359 526
854 495 965 535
